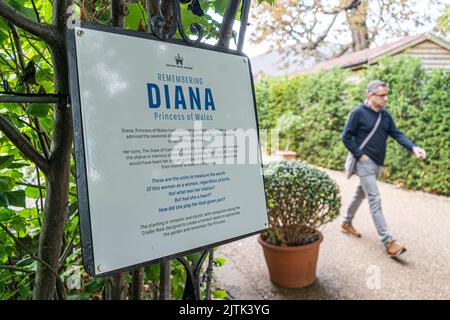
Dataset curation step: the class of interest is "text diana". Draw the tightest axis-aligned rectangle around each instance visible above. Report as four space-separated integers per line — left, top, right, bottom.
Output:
147 83 215 111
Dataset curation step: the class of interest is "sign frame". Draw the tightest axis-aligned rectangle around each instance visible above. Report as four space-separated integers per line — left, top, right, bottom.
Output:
66 22 268 277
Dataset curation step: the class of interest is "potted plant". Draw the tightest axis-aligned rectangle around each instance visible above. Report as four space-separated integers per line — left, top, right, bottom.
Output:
274 112 302 160
258 160 341 288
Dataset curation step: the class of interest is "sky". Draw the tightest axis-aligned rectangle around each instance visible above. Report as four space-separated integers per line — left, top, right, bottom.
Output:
218 0 449 58
205 9 269 57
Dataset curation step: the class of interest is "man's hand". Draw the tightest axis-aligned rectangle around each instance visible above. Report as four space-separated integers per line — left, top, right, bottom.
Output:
360 154 370 161
413 146 426 159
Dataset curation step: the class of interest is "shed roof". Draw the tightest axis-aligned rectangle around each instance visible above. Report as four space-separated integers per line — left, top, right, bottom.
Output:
295 33 450 75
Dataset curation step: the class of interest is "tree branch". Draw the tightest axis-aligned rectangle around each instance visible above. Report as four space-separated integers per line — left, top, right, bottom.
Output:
8 25 24 73
34 118 51 160
9 24 52 160
0 220 66 300
0 53 15 71
0 221 59 278
301 12 339 50
0 115 50 174
331 43 352 58
0 1 55 44
30 0 41 23
217 0 241 48
21 31 54 68
0 265 34 273
58 221 78 268
4 31 20 72
318 0 361 15
17 181 46 189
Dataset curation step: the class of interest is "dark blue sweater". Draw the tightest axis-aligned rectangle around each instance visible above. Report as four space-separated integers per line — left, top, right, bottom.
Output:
342 103 415 166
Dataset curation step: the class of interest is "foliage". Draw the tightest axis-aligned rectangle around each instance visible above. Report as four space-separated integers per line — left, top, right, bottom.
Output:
262 160 341 246
0 0 237 300
0 0 59 299
435 5 450 39
366 56 450 194
255 56 450 195
274 112 302 151
122 0 224 41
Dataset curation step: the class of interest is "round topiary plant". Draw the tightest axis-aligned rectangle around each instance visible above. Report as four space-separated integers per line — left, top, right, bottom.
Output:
262 160 341 246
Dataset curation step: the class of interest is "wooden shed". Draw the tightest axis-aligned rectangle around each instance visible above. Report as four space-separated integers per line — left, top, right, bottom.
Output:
294 33 450 78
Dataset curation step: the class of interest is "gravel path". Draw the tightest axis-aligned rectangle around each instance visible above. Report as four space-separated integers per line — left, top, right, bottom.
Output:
214 168 450 300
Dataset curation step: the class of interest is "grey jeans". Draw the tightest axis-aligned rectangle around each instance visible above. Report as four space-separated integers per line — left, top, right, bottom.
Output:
343 157 393 245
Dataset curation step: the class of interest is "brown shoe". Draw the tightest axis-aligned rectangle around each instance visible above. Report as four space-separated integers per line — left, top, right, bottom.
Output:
386 240 407 258
340 223 362 238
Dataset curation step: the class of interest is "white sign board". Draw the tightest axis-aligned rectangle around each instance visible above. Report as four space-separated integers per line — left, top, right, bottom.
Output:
68 25 268 276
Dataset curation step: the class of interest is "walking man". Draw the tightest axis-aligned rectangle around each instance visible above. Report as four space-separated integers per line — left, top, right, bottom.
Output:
341 80 426 257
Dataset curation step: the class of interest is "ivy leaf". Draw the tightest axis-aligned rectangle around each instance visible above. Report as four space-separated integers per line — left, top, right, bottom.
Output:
0 192 9 207
36 68 53 83
26 103 50 118
10 214 27 234
235 3 242 21
18 208 34 219
2 103 23 114
40 0 53 24
15 83 26 94
25 186 40 199
125 3 145 30
144 264 160 281
0 155 14 169
5 190 26 208
0 17 8 31
6 0 38 22
212 289 228 299
214 257 226 266
0 176 15 191
186 252 202 264
0 28 8 44
18 282 30 300
212 0 228 15
16 256 34 267
84 277 106 295
67 293 91 300
9 170 23 180
0 208 13 222
9 162 29 169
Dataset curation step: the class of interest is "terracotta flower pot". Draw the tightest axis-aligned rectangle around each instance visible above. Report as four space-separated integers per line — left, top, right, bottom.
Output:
258 233 323 288
275 150 297 161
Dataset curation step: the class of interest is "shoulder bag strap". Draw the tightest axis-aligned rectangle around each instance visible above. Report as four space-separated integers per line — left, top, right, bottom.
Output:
358 112 382 150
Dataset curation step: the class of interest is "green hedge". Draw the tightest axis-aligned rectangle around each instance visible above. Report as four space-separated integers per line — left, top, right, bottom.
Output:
256 56 450 196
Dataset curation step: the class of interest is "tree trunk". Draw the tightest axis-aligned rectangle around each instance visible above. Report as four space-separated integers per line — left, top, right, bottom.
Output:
111 0 127 27
346 0 369 51
131 268 144 300
159 261 171 300
105 273 127 300
105 0 129 300
33 33 72 300
0 0 253 300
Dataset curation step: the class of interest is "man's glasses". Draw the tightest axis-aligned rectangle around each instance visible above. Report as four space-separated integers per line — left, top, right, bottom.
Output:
372 93 389 98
